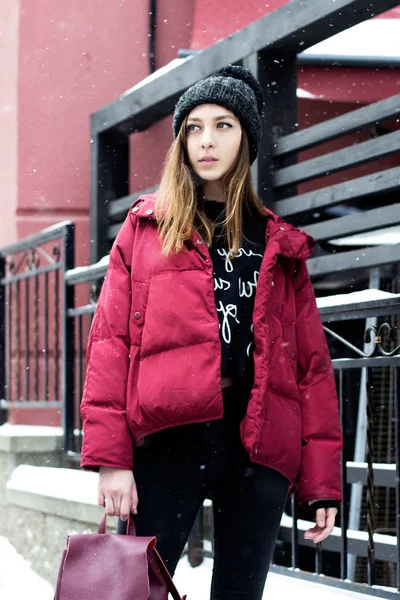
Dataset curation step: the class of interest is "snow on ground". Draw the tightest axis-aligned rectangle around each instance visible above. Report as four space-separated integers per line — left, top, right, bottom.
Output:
0 537 54 600
0 535 374 600
173 555 371 600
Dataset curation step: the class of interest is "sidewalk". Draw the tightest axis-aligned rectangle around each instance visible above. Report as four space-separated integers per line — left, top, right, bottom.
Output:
0 535 381 600
174 555 375 600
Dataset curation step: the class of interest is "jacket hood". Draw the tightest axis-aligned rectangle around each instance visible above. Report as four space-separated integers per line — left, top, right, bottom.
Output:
131 194 316 261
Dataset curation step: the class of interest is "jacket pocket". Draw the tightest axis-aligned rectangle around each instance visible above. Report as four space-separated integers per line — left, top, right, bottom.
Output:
129 282 150 347
281 322 298 381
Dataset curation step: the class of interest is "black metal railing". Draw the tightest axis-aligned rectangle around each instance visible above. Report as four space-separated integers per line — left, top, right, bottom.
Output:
63 257 109 460
183 299 400 598
0 222 74 426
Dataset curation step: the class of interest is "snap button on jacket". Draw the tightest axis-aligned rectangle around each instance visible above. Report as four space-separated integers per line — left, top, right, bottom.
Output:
80 194 342 505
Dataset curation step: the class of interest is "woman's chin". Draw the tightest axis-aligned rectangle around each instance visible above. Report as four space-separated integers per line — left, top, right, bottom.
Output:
194 170 224 182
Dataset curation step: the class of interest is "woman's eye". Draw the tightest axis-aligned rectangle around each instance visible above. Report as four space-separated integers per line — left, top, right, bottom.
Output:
187 124 199 132
217 122 232 129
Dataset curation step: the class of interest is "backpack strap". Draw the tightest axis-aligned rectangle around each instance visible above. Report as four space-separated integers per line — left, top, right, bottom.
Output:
152 548 187 600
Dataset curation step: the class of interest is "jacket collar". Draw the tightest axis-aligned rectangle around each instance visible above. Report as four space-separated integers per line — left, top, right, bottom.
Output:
264 208 315 260
131 194 315 260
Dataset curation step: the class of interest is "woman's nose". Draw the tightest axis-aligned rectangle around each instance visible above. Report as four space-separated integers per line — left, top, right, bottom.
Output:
201 130 215 148
201 138 215 149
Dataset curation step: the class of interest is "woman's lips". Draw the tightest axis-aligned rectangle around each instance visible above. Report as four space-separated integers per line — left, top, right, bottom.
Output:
199 158 218 165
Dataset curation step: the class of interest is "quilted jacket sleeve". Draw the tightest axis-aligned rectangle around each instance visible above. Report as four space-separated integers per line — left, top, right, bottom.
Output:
80 213 135 471
293 259 343 506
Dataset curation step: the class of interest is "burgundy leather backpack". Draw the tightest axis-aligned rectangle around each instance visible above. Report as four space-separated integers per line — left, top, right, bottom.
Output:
54 515 186 599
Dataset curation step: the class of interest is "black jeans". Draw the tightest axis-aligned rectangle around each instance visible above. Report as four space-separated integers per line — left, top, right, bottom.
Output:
128 384 289 600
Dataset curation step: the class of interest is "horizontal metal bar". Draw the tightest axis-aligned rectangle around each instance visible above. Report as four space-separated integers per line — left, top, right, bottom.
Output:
182 47 400 70
304 204 400 242
1 262 63 286
347 462 396 488
274 93 400 157
270 566 400 600
319 298 400 322
332 356 400 370
308 243 400 278
279 517 397 562
271 167 400 218
109 187 156 221
65 262 108 286
0 221 72 258
0 400 61 408
67 304 96 318
297 53 400 70
91 0 398 135
273 130 400 188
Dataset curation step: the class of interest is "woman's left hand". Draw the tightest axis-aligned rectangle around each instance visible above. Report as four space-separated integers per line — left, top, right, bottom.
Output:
304 507 338 543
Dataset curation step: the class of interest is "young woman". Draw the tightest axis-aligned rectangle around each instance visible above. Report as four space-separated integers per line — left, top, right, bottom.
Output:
81 65 342 600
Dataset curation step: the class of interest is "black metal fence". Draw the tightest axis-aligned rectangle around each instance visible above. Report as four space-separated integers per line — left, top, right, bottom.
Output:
181 296 400 598
63 257 108 460
273 300 400 597
0 222 74 424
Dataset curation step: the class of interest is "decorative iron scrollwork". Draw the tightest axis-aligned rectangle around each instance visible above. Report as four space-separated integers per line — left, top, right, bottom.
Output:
323 323 400 357
53 244 61 262
7 242 60 277
25 248 40 271
364 323 400 357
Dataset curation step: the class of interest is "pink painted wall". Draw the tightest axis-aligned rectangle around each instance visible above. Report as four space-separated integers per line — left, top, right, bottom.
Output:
0 0 19 247
17 0 151 266
377 7 400 18
298 67 400 104
129 1 196 201
191 0 288 49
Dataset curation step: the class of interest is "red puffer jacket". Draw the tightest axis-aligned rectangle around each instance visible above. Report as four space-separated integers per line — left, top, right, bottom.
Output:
81 194 342 505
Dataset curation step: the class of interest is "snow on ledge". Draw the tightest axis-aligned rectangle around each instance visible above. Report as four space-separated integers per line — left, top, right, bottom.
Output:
7 465 99 505
300 18 400 60
348 461 395 472
0 424 63 437
7 465 214 509
65 254 109 279
121 58 188 97
330 225 400 247
316 289 400 309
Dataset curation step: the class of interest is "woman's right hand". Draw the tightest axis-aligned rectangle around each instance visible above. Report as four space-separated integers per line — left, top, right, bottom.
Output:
98 467 138 521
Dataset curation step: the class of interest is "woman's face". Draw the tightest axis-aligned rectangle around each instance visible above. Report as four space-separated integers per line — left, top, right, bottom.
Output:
185 104 242 183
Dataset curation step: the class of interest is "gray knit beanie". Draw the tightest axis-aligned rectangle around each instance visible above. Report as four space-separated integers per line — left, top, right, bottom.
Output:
172 65 264 164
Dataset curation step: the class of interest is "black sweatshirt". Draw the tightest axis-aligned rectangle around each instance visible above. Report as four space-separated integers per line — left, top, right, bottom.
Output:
203 201 267 380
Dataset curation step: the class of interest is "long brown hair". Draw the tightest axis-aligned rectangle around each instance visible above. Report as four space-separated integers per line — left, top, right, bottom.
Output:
155 115 267 257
